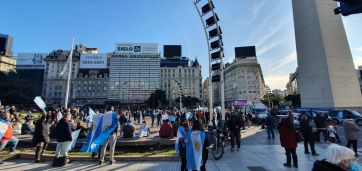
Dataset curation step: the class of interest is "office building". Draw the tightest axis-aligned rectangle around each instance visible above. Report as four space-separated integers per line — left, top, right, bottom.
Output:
160 57 202 104
108 43 160 104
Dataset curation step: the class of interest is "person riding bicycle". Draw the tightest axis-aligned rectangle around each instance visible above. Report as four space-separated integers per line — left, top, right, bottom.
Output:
228 110 243 151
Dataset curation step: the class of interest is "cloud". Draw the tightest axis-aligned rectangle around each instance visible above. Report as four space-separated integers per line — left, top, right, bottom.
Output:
353 56 362 68
257 38 288 56
264 75 289 90
355 47 362 52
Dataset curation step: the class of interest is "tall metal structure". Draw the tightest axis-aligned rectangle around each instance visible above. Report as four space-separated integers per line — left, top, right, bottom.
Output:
194 0 226 127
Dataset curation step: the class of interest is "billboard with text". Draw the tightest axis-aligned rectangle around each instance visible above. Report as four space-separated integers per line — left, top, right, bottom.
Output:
115 43 159 54
80 53 107 69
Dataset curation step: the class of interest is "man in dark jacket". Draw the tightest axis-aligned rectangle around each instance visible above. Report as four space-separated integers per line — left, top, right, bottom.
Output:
300 114 318 156
265 114 275 139
228 111 243 151
314 114 328 142
54 113 72 160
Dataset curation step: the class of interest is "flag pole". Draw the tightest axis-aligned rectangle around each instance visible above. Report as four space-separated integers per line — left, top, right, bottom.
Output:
64 37 75 109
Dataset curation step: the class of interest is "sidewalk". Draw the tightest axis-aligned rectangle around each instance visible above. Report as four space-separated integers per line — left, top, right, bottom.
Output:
2 126 361 171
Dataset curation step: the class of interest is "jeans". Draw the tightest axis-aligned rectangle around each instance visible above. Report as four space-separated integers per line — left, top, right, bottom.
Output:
267 126 275 139
100 134 117 162
35 142 48 161
0 136 19 152
285 148 298 167
346 140 358 155
55 141 71 158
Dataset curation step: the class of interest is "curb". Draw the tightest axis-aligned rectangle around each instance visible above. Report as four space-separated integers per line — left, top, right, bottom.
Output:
3 153 179 162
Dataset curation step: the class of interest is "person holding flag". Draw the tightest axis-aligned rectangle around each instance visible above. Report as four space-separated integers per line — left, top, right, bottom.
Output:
0 112 19 154
33 111 50 163
95 106 118 165
175 116 190 171
186 119 209 171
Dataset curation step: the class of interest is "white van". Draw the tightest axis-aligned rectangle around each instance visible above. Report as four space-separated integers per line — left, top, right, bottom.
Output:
243 102 268 119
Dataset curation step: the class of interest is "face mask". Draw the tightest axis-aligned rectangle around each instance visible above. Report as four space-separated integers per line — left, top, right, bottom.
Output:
348 161 361 171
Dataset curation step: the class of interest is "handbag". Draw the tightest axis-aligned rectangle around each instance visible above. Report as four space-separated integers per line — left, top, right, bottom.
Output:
296 131 304 142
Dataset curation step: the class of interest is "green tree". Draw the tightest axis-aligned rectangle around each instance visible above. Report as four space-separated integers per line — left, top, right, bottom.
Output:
175 96 200 108
147 89 167 108
261 93 284 107
284 94 301 108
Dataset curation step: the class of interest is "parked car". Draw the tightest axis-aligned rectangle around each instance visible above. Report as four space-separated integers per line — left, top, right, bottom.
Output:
329 109 362 125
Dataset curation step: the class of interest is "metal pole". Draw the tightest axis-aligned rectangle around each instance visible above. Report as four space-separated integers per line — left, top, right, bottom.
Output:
193 1 213 126
64 37 75 109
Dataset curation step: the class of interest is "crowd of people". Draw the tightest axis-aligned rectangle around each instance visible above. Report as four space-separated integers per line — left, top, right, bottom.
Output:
0 105 361 170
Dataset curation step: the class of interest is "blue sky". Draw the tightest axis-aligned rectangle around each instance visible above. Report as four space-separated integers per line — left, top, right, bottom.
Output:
1 0 361 90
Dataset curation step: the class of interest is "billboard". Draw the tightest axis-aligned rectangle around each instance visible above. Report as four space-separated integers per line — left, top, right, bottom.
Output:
16 53 47 65
80 53 107 69
235 46 256 58
116 43 159 54
164 45 182 58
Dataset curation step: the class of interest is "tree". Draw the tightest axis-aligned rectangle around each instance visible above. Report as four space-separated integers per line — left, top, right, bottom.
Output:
284 94 301 108
147 89 167 108
261 93 284 107
175 96 200 108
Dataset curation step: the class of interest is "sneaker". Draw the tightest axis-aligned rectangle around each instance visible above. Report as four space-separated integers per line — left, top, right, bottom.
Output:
35 160 46 163
283 163 292 167
293 165 298 168
99 161 104 165
110 160 116 165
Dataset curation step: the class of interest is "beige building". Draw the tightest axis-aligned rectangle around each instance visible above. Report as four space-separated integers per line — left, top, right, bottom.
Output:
286 68 299 95
224 57 266 105
160 57 202 105
0 56 16 72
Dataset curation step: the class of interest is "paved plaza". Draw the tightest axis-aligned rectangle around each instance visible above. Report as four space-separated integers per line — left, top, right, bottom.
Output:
2 126 362 171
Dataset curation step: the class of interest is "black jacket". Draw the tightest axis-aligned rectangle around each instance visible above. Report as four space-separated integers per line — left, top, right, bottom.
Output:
300 119 314 136
228 113 243 131
314 115 327 128
265 116 275 127
55 118 72 142
312 160 345 171
32 115 50 145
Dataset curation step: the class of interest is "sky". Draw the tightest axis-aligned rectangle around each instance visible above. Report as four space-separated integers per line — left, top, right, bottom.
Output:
1 0 361 90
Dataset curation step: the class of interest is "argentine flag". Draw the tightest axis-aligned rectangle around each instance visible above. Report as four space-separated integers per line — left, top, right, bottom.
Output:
80 114 103 152
91 111 118 151
0 119 10 140
86 107 96 122
186 129 205 171
175 126 188 154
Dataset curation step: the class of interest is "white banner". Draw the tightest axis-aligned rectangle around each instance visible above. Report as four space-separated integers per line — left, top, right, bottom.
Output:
16 53 47 65
33 96 46 111
80 53 107 69
115 43 159 54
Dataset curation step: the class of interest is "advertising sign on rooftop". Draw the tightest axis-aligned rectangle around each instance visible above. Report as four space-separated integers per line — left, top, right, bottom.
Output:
80 53 107 69
115 43 159 54
16 53 47 66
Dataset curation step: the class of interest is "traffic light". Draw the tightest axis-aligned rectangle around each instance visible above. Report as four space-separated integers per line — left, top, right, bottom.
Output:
334 0 362 16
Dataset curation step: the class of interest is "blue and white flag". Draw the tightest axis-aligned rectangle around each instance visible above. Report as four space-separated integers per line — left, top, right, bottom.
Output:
186 112 193 121
91 111 118 152
68 129 81 150
33 96 46 111
0 119 10 140
175 126 188 154
169 115 176 123
86 107 96 122
80 114 103 152
186 129 205 170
